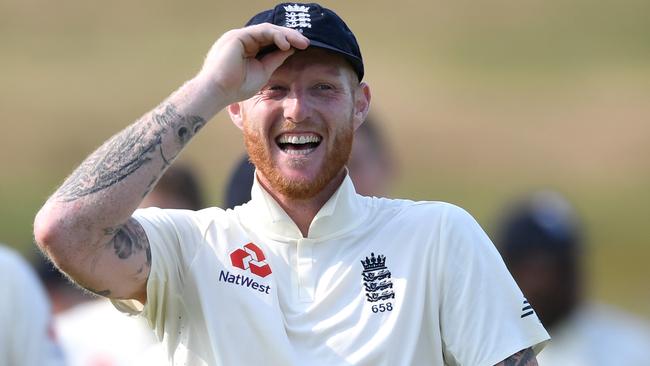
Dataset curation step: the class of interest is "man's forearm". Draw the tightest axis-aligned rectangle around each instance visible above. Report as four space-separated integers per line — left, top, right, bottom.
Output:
57 101 203 203
56 77 220 212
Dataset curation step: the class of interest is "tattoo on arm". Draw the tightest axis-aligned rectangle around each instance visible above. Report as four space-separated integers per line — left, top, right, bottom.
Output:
142 176 159 198
81 219 151 299
497 348 537 366
56 103 205 201
106 218 151 266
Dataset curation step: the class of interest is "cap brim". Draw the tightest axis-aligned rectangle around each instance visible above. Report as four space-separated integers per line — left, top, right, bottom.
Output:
308 40 363 80
255 41 363 81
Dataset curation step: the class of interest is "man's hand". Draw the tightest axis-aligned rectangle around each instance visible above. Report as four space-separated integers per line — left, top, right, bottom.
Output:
33 23 309 304
197 23 309 106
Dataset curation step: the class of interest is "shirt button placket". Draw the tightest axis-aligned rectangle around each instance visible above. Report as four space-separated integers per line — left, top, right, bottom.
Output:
296 238 315 302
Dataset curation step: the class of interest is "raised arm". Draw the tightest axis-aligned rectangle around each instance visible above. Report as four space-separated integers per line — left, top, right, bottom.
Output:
33 24 308 304
494 348 538 366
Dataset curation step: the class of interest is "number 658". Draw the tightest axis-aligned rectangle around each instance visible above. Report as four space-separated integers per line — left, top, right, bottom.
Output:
371 303 393 313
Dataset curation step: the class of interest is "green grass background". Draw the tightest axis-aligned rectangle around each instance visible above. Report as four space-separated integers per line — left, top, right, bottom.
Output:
1 0 648 317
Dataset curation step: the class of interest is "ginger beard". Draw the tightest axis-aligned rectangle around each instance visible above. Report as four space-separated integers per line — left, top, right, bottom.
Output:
244 118 353 200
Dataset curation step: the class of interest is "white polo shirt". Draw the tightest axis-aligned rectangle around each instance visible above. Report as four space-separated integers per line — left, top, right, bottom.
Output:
114 175 549 365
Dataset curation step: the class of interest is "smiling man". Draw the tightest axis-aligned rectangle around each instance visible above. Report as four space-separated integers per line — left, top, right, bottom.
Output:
34 3 549 365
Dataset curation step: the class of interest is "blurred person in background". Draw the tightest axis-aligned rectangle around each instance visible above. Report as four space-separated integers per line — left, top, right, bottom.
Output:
139 162 206 210
0 244 65 366
345 115 395 197
54 163 205 366
224 115 396 208
495 191 650 365
223 154 255 209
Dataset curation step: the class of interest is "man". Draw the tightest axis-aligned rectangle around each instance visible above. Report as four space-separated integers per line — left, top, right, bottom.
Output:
495 191 650 365
495 191 583 334
224 115 395 208
34 3 548 365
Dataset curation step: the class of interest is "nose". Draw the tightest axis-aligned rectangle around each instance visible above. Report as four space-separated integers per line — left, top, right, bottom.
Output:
282 90 312 124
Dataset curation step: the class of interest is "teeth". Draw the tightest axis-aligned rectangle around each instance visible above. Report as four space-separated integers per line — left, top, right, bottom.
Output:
284 147 315 155
277 134 321 144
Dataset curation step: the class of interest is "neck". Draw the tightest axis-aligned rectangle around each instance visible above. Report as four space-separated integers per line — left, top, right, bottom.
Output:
256 170 346 237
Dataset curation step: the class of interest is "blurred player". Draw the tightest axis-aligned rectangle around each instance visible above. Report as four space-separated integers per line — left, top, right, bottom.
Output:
495 191 650 365
345 115 395 197
0 244 65 366
35 3 548 364
223 155 255 209
140 163 205 210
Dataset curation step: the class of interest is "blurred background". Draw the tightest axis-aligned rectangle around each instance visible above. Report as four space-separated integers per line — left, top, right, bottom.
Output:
1 0 648 322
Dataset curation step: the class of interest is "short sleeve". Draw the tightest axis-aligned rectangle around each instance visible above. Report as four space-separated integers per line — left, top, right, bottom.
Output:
436 206 549 366
111 207 210 341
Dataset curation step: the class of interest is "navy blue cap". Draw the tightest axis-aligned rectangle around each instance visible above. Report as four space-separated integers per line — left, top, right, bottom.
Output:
245 3 364 81
496 191 582 261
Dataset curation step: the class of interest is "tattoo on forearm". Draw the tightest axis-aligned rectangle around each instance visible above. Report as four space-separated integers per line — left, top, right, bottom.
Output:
82 219 150 298
142 176 159 198
55 103 205 201
499 348 537 366
154 103 205 146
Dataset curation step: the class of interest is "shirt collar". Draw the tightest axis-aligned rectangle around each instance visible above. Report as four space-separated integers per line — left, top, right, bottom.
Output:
245 170 368 241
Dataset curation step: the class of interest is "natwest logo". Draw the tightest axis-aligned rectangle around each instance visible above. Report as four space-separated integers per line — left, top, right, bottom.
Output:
229 243 272 278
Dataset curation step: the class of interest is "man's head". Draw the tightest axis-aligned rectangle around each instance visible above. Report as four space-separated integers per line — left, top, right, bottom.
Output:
495 191 583 331
228 3 370 200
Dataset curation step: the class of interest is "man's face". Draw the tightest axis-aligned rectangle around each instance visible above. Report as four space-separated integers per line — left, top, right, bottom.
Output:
231 48 369 199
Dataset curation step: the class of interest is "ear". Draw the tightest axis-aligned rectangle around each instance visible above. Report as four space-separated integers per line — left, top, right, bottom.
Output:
228 102 244 130
352 82 371 131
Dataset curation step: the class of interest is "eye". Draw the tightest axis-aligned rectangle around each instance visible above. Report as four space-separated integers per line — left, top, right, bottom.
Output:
259 84 287 98
313 83 334 91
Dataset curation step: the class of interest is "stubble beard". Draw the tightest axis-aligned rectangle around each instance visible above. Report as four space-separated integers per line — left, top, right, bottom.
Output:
244 122 353 200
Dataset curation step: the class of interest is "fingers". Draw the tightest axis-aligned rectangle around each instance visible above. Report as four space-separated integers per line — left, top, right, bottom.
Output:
259 49 296 75
279 25 310 50
273 31 291 51
196 23 311 105
239 23 309 57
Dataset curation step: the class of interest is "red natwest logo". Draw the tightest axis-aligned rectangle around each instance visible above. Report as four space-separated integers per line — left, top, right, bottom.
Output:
229 243 272 278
